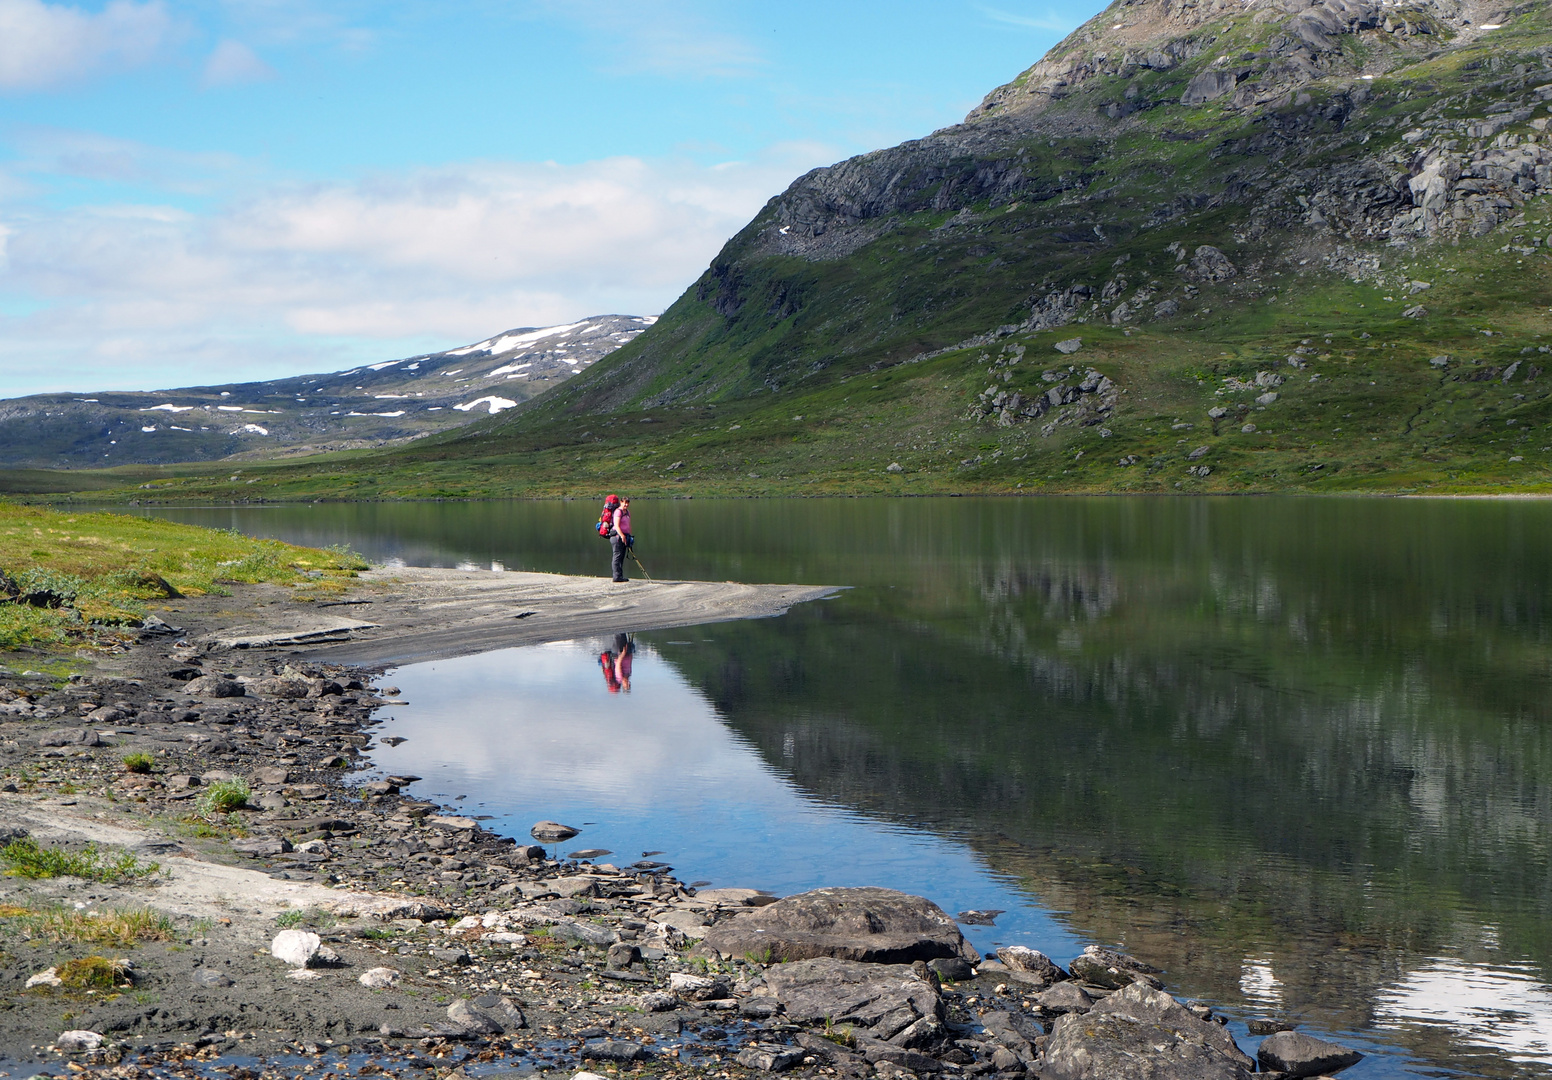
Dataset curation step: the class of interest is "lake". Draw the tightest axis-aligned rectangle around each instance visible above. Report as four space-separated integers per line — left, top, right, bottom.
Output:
127 496 1552 1079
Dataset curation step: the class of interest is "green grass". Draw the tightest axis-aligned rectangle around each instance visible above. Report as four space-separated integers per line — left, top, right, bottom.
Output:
55 955 132 991
197 779 250 814
0 501 366 649
121 753 154 774
0 838 159 884
0 903 173 946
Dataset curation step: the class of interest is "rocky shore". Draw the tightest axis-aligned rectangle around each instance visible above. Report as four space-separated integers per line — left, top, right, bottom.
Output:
0 582 1364 1080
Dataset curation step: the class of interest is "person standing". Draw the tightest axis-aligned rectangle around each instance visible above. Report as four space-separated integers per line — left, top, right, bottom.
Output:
609 495 632 582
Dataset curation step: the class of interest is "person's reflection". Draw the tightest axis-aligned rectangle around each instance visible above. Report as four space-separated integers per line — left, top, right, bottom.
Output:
598 633 635 693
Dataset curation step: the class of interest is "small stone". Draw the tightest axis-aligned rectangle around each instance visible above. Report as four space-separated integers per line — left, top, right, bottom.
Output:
531 820 579 842
1429 355 1450 367
885 462 903 474
1068 945 1162 990
287 969 322 981
990 1046 1023 1071
56 1031 104 1052
638 991 677 1012
190 968 233 988
1208 406 1228 419
1187 445 1210 460
996 945 1066 983
271 929 322 967
185 675 245 698
1054 338 1083 354
234 838 292 857
1241 423 1257 433
607 942 641 970
447 998 502 1035
736 1044 804 1072
928 956 975 981
430 947 472 965
1256 391 1279 405
582 1040 647 1063
1257 1030 1363 1077
1035 981 1093 1014
1247 1018 1297 1036
26 968 62 988
251 766 290 785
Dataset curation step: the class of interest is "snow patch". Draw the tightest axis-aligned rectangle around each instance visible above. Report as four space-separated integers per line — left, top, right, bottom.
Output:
366 360 401 371
237 424 269 435
217 405 243 411
454 396 518 414
141 403 195 412
141 425 157 433
448 321 589 356
488 362 533 376
372 411 406 418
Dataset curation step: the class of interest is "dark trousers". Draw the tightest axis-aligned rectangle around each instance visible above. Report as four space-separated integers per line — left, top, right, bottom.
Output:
610 536 628 581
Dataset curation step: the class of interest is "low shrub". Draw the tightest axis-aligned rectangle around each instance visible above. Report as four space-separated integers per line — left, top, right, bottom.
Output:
198 778 250 813
0 838 159 883
121 753 154 774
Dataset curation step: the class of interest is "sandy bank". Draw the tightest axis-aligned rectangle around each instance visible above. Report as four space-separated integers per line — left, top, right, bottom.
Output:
187 567 839 666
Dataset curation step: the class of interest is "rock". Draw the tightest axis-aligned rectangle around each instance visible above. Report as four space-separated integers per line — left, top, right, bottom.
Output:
889 1015 944 1049
653 909 708 938
249 677 310 698
1429 355 1450 367
86 705 129 723
701 886 979 965
531 820 579 842
1181 69 1237 104
1187 445 1211 460
234 837 292 857
56 1031 104 1052
572 1073 609 1080
1191 245 1237 282
550 874 599 898
1035 981 1093 1014
1208 406 1228 419
1241 423 1257 433
446 998 502 1035
736 1044 804 1072
991 1046 1023 1071
638 991 677 1012
550 919 615 947
886 462 903 473
328 897 447 922
1068 945 1162 990
429 815 478 832
697 887 777 906
1256 1030 1363 1077
251 766 290 785
996 946 1066 985
256 794 288 810
763 957 943 1041
472 994 526 1031
38 728 103 748
431 947 473 965
185 675 244 698
190 968 233 988
955 909 1001 925
669 972 731 1000
271 929 323 967
26 968 62 988
1403 304 1429 319
287 969 322 981
357 966 400 989
1256 391 1279 405
1054 338 1083 354
1153 299 1180 318
583 1040 647 1062
927 957 975 981
607 942 641 970
741 997 781 1019
1043 982 1254 1080
1246 1018 1296 1036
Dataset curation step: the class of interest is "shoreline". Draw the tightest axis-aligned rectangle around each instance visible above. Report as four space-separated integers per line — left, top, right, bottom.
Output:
0 572 1346 1080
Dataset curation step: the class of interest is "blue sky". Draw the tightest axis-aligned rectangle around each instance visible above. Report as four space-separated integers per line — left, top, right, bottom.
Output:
0 0 1097 396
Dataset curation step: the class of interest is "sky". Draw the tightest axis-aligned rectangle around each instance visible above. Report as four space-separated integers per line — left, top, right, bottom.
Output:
0 0 1098 397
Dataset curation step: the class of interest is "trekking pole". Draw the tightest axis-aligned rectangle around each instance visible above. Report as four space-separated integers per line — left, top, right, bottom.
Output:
628 545 654 581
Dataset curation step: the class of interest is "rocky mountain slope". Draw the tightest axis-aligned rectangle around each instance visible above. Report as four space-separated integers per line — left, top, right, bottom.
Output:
0 316 651 469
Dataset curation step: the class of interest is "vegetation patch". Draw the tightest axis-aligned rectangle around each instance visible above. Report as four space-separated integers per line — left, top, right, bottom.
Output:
0 904 173 946
121 753 154 774
198 778 250 814
55 955 133 991
0 837 159 883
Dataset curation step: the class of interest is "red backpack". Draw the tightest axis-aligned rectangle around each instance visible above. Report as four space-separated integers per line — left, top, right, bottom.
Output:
596 497 620 538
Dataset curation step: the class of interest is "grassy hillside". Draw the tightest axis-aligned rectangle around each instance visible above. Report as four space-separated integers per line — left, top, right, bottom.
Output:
11 0 1552 501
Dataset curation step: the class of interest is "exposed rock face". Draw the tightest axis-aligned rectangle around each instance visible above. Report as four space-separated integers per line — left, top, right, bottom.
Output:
1043 981 1256 1080
762 957 944 1041
700 887 980 965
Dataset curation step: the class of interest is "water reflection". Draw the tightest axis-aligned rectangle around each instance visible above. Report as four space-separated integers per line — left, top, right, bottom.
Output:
368 634 1085 964
598 634 635 694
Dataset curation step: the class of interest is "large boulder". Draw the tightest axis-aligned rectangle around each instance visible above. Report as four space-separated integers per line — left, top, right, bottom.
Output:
763 957 943 1042
1068 945 1163 990
1043 981 1255 1080
701 887 980 965
1256 1030 1363 1077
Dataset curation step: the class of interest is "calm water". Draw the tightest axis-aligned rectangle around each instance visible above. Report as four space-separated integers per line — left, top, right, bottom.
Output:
129 497 1552 1078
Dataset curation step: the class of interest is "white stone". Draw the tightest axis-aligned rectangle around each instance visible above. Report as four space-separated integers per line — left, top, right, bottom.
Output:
295 839 330 855
271 929 322 967
452 915 483 930
358 967 400 989
287 969 323 981
57 1031 104 1051
573 1072 610 1080
26 968 62 988
669 972 717 993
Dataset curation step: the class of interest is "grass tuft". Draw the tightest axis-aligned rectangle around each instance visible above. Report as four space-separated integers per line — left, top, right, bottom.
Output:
0 837 159 883
121 753 154 774
198 778 249 814
0 904 173 945
56 955 132 990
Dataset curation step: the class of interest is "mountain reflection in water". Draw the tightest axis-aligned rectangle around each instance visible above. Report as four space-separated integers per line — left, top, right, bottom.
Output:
130 496 1552 1079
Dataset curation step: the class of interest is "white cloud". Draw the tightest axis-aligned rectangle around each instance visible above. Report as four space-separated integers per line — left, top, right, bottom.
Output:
0 140 833 394
529 0 765 78
201 39 276 87
974 4 1073 32
0 0 176 91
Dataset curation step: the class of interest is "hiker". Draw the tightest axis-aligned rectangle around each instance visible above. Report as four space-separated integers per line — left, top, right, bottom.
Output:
601 494 632 582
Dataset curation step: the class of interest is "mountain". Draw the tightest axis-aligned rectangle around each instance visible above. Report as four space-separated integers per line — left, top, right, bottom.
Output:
19 0 1552 499
0 315 652 468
